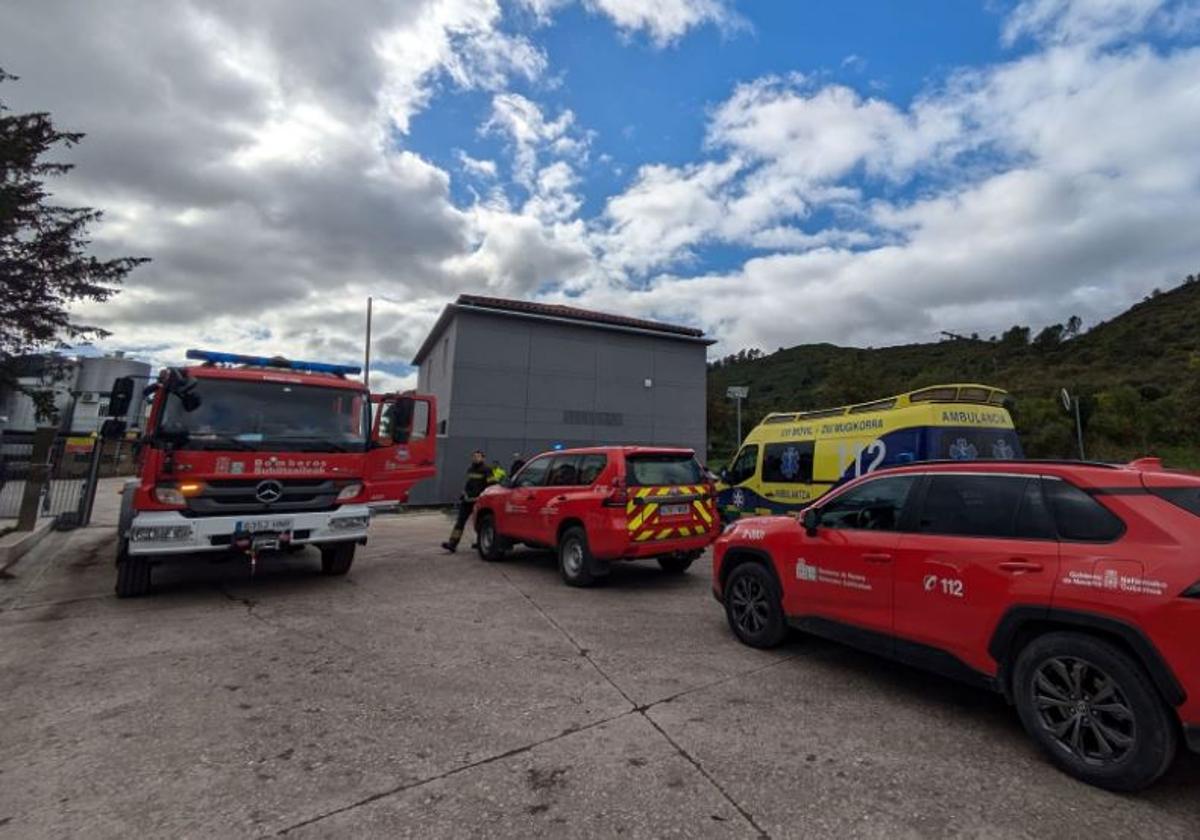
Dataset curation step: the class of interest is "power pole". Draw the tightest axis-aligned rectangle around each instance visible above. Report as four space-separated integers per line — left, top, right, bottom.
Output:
364 296 373 389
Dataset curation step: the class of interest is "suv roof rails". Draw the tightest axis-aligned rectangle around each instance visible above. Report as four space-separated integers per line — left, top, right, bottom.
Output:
872 458 1123 472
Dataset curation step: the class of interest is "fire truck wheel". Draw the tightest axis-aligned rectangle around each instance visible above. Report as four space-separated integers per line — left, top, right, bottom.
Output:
320 543 355 576
657 554 695 574
558 526 596 587
115 543 151 598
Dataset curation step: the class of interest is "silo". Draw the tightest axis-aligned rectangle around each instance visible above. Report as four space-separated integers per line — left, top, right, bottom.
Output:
74 353 153 429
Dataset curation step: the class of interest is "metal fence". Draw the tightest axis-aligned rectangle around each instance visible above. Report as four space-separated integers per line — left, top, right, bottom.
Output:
0 433 103 528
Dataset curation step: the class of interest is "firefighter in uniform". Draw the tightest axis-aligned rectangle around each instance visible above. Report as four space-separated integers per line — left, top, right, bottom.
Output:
442 450 493 553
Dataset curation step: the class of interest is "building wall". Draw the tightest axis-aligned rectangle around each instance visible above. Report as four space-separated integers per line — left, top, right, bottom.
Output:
410 309 708 504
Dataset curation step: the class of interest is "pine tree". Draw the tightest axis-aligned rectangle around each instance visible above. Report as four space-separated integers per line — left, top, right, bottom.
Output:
1 69 147 418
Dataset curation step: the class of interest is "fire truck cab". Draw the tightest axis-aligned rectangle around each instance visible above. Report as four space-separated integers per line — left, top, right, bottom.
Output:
113 349 436 597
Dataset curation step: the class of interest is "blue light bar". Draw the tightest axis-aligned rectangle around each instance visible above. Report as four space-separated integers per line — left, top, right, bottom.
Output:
185 349 362 376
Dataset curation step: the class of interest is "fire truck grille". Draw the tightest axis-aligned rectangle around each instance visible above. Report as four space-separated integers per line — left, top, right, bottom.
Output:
185 479 340 516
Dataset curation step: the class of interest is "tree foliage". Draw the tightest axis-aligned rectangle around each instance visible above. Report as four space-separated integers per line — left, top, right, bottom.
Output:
1 69 147 417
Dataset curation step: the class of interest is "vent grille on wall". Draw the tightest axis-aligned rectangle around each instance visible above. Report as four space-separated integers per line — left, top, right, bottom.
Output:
563 410 623 426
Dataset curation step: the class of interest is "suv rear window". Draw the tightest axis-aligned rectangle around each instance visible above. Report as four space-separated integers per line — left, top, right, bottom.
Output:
1043 478 1125 542
1149 486 1200 517
626 453 703 487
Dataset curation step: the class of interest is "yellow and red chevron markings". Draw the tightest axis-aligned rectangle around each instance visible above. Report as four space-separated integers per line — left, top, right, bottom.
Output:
625 485 715 542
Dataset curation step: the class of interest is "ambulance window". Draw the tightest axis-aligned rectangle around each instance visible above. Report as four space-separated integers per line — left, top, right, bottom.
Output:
820 475 917 532
763 442 814 484
726 445 758 485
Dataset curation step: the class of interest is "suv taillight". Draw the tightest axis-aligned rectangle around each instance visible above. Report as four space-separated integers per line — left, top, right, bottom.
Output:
605 477 629 507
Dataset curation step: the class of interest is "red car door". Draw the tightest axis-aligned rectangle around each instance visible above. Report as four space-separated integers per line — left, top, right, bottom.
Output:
535 454 582 540
788 474 919 634
363 393 436 505
893 473 1060 675
501 454 552 543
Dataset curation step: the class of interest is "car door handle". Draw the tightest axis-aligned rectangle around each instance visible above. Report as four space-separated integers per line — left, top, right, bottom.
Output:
862 552 893 564
556 495 568 502
999 560 1044 573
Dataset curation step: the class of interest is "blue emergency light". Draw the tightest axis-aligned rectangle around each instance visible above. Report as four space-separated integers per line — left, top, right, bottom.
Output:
185 349 362 376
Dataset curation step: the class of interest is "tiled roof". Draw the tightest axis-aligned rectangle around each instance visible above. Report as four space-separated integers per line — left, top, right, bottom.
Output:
455 295 705 338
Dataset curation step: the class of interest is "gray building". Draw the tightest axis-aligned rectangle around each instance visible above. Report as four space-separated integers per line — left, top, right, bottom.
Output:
409 295 714 504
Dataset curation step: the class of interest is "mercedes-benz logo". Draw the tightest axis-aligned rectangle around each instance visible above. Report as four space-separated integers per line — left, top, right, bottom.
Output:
255 480 283 504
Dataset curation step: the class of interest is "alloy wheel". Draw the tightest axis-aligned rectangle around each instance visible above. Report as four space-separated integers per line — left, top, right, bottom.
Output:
1032 656 1136 765
563 539 583 577
729 573 771 636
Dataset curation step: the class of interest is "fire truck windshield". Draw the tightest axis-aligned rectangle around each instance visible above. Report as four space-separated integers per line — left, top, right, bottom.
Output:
158 377 369 453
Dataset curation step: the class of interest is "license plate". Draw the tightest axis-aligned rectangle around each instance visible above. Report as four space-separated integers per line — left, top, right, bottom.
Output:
236 518 293 534
659 504 690 517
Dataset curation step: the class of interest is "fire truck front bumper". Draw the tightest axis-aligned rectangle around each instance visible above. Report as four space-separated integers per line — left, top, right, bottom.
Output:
124 507 371 556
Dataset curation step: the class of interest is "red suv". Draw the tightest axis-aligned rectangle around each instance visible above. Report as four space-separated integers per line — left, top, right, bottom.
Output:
712 458 1200 791
473 446 719 586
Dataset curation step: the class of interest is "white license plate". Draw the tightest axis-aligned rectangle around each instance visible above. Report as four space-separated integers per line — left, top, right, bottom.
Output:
659 504 690 517
237 518 293 534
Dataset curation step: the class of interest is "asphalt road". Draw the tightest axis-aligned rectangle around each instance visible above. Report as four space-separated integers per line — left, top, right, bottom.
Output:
1 512 1198 839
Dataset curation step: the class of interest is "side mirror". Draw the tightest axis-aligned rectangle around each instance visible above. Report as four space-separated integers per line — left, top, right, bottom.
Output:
108 377 135 418
500 477 513 489
801 507 821 536
100 418 127 441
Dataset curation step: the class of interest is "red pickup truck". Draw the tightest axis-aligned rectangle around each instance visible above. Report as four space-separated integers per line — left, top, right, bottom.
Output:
472 446 719 586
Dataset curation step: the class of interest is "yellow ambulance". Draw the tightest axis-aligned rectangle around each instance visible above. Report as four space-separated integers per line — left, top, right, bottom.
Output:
717 383 1022 519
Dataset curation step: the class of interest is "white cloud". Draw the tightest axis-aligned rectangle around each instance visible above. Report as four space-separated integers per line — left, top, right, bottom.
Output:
482 92 589 187
579 2 1200 353
518 0 738 44
456 150 499 178
1002 0 1198 46
586 0 738 45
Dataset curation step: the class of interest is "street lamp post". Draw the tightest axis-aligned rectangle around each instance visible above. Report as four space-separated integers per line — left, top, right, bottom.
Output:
726 386 749 445
364 296 373 389
1061 387 1085 459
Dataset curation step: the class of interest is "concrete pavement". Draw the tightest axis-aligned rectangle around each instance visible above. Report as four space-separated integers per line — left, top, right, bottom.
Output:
1 513 1198 839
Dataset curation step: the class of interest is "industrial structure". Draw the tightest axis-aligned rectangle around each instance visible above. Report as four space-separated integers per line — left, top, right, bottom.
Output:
409 295 713 504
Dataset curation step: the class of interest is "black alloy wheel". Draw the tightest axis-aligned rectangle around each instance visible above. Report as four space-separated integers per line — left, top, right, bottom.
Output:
1013 632 1177 791
1031 656 1135 765
723 563 785 648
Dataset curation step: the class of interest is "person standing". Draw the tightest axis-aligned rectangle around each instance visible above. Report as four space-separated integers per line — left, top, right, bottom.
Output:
441 449 492 553
509 452 525 475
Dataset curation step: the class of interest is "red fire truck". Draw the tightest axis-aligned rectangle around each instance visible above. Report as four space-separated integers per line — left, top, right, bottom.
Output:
111 349 436 597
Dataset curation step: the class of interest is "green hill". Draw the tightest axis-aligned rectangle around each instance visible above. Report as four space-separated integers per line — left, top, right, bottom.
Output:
706 274 1200 468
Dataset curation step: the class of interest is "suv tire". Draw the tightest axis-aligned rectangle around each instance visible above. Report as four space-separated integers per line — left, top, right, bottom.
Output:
657 554 695 574
476 514 508 562
1012 631 1177 791
114 539 151 598
724 562 786 648
320 543 355 576
558 526 596 587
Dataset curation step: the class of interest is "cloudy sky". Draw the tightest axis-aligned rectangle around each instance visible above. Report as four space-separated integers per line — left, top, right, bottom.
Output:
3 0 1199 389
